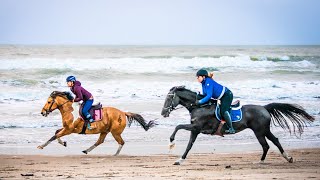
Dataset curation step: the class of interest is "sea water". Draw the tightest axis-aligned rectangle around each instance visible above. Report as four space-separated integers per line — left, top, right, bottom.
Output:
0 46 319 155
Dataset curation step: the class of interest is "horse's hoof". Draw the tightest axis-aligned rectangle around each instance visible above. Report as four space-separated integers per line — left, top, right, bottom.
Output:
63 142 67 147
173 162 180 165
259 160 265 164
253 160 264 164
173 158 184 165
169 141 175 149
289 157 293 163
37 146 43 149
82 150 88 154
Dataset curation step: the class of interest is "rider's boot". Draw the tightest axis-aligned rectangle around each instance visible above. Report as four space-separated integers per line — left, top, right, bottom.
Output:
223 111 235 134
86 114 96 130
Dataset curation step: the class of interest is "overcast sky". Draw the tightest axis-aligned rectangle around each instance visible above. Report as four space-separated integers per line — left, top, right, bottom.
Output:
0 0 319 45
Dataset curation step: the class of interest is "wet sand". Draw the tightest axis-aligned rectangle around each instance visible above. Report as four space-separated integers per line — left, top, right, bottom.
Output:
1 148 319 179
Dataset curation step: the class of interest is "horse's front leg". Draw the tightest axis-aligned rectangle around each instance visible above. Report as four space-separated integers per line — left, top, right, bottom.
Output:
37 128 73 149
54 128 67 147
174 130 199 165
56 138 67 147
169 124 197 150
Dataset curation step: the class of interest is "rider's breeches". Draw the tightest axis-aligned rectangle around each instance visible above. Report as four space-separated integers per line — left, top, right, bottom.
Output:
220 89 233 117
82 99 94 120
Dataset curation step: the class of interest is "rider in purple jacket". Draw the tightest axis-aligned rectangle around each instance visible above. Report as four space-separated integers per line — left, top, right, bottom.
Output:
66 76 95 130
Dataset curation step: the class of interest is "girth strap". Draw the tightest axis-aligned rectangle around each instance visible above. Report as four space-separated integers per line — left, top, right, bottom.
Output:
214 121 225 137
79 120 88 134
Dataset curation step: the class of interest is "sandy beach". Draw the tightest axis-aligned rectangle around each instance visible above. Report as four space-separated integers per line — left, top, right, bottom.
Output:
1 46 319 179
2 0 320 177
0 148 319 179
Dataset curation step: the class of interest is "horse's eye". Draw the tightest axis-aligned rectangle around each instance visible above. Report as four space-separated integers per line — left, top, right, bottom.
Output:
47 101 51 104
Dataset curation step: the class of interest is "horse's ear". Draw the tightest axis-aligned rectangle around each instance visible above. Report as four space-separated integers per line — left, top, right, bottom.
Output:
170 85 185 91
50 91 57 97
176 86 185 90
64 91 74 100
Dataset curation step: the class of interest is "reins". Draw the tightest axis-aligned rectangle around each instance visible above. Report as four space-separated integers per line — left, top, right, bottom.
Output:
163 93 189 112
163 90 215 114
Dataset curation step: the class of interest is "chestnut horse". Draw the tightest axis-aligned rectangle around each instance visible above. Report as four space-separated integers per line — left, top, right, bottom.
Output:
39 91 155 155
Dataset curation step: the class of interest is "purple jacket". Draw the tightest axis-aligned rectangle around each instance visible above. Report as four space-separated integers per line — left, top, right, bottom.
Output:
70 81 92 102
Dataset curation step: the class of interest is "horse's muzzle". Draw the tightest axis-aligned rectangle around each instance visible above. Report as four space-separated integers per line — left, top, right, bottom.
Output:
41 110 49 117
161 110 170 118
163 114 169 118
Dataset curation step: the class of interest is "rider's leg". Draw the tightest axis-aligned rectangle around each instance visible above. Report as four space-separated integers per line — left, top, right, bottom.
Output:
82 99 94 129
223 111 235 134
220 89 235 134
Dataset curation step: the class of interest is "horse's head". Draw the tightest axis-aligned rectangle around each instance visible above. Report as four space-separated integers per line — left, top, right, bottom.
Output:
41 91 74 117
161 86 197 117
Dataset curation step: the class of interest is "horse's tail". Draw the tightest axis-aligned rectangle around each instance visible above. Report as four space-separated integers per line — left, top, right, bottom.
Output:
264 103 314 135
125 112 156 131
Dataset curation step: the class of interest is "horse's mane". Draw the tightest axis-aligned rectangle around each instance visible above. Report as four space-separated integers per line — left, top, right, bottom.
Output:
50 91 74 100
170 86 197 102
170 86 196 95
170 86 217 105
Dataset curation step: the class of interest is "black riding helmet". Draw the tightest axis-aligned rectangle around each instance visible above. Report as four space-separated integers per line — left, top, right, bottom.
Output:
196 69 208 77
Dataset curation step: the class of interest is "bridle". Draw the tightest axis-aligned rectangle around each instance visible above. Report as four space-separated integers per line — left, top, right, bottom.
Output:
42 95 70 116
162 93 183 113
163 89 207 115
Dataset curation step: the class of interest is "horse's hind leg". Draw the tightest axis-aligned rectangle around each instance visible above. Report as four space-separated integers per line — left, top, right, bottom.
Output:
254 132 270 163
82 132 108 154
111 132 125 156
266 131 293 163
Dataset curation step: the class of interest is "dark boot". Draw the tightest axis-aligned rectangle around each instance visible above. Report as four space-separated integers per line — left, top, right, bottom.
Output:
223 111 235 134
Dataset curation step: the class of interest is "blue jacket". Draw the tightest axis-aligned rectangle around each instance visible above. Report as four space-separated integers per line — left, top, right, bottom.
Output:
199 77 226 104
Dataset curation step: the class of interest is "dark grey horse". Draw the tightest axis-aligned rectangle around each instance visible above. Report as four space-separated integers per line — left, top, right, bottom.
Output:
161 86 314 165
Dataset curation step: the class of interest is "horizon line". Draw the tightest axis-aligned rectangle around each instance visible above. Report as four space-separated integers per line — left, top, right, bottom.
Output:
1 44 320 47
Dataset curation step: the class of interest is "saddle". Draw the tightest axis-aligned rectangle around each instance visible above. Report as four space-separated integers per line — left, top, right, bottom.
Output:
79 102 103 122
213 100 242 136
215 100 242 122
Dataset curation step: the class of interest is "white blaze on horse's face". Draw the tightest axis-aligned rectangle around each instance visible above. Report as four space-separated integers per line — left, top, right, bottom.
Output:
41 97 58 117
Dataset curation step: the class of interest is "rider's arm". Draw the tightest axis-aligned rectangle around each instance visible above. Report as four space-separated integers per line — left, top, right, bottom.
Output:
198 81 213 104
73 87 83 102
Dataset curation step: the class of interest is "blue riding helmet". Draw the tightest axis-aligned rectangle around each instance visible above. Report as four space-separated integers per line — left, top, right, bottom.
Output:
66 76 76 82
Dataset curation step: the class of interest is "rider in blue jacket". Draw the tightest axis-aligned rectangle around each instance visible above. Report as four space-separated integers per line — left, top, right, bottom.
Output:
195 69 235 134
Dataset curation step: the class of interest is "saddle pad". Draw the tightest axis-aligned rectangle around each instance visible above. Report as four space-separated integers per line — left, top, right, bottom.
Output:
215 104 242 122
